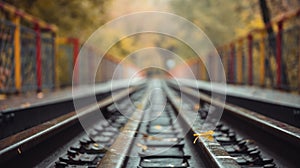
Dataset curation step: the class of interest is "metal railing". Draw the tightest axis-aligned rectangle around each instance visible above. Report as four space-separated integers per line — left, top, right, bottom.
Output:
173 8 300 92
0 2 79 93
0 2 139 94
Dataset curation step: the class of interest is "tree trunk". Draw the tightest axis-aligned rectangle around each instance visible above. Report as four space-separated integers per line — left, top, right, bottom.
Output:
259 0 288 89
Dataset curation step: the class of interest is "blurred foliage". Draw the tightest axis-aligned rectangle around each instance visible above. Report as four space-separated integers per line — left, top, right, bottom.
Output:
266 0 300 16
107 33 198 65
170 0 300 46
3 0 113 86
107 0 299 64
3 0 300 84
170 0 258 46
4 0 111 42
3 0 299 53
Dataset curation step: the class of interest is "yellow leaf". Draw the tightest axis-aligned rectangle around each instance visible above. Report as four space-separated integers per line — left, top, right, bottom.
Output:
136 143 148 151
154 125 162 130
193 130 214 143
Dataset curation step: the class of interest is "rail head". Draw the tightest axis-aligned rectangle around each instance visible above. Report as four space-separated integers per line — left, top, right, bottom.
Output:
0 87 137 163
173 85 300 147
97 86 151 168
163 83 240 168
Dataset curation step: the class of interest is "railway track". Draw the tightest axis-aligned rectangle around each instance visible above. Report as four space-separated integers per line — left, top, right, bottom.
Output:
99 81 210 168
0 84 145 167
168 81 300 167
172 79 300 128
0 79 299 167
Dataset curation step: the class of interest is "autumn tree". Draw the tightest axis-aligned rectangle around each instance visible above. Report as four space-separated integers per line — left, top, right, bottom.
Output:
4 0 112 41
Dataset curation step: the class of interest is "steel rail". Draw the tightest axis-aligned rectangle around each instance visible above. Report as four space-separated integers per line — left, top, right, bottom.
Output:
163 83 240 168
97 86 150 168
169 83 300 166
0 87 137 164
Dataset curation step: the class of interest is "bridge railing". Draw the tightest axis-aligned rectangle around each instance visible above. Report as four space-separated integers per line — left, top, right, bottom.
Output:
174 8 300 92
56 37 79 87
282 14 300 90
78 46 141 84
0 19 15 93
20 26 37 91
0 2 82 94
217 8 300 91
0 2 140 94
0 2 58 93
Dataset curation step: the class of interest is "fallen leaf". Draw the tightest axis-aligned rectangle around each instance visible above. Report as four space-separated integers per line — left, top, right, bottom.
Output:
37 92 44 99
154 125 161 130
17 148 22 154
137 143 147 150
146 135 162 141
194 104 200 111
193 130 214 143
21 102 31 108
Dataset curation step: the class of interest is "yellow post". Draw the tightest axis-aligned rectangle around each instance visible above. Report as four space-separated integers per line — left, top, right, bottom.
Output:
196 59 200 80
123 64 127 79
259 31 266 86
199 58 206 80
237 40 243 84
299 41 300 92
222 46 228 79
13 15 21 92
198 59 202 80
123 61 129 79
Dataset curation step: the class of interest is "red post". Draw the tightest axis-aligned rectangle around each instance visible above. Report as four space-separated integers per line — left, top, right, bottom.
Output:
52 32 57 88
72 38 79 85
35 24 42 92
230 43 235 83
276 21 283 89
88 48 95 84
207 53 211 81
248 34 253 85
